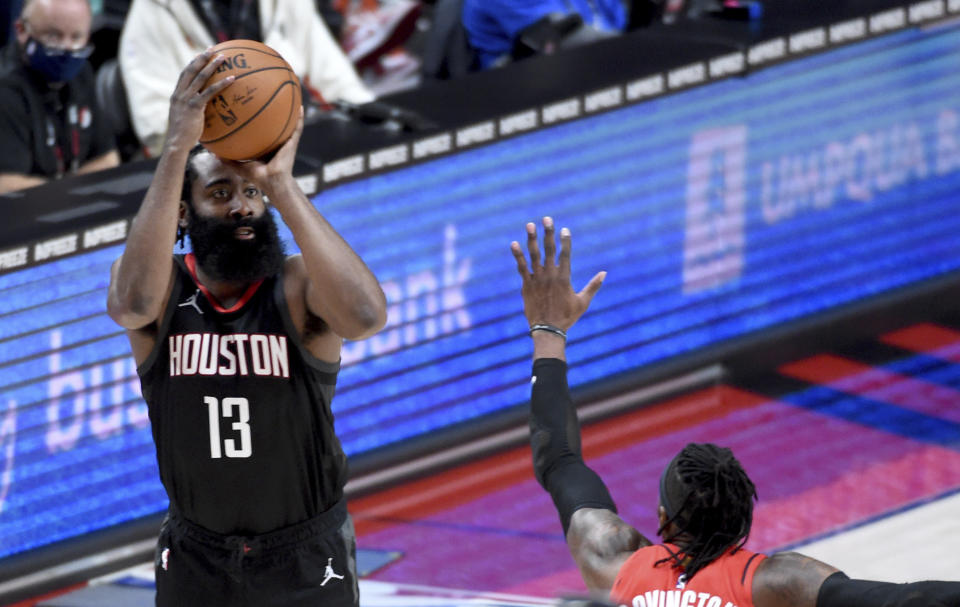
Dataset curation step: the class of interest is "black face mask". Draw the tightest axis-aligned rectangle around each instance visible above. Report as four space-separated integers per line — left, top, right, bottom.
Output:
23 37 92 83
186 206 286 282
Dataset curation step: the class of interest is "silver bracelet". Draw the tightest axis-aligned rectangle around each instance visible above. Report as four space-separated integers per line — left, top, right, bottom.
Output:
529 324 567 340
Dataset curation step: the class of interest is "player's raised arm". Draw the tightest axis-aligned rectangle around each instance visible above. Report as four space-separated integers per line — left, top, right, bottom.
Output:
107 50 233 329
512 217 649 593
226 110 387 342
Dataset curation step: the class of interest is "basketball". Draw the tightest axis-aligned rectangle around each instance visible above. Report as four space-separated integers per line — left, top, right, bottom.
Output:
199 40 302 161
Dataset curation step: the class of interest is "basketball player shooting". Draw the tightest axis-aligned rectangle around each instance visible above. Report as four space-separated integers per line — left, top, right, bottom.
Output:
512 217 960 607
106 49 386 607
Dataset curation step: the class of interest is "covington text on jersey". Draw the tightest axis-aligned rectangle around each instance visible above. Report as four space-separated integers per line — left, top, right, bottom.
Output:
617 589 739 607
168 332 290 378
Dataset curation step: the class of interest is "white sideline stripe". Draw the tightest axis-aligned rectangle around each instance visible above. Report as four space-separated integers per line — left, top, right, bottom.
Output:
791 491 960 582
0 538 156 597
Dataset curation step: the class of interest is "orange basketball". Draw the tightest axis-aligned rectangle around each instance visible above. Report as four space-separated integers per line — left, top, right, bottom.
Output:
200 40 302 161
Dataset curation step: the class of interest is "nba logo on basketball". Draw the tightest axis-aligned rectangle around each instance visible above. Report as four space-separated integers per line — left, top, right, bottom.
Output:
213 95 237 126
682 125 747 294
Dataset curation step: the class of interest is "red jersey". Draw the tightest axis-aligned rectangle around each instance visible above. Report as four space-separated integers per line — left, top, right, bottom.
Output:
611 544 766 607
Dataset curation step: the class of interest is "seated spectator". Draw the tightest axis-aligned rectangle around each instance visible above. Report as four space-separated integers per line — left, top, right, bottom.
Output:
462 0 627 70
0 0 120 194
119 0 375 156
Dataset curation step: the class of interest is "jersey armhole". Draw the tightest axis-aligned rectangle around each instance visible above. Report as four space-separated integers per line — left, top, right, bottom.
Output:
273 269 341 375
742 551 767 607
136 258 185 376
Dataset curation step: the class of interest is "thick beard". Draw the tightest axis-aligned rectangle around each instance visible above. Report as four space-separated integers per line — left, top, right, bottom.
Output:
186 208 286 282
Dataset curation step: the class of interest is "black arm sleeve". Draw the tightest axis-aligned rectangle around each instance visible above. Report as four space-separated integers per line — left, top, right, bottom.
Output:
817 571 960 607
529 358 616 536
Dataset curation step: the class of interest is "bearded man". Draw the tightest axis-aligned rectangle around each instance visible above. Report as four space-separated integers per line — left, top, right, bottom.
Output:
106 48 386 607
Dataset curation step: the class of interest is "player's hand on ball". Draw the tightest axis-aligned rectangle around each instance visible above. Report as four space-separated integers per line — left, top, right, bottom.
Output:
511 217 605 332
225 107 303 189
166 50 235 152
264 106 304 178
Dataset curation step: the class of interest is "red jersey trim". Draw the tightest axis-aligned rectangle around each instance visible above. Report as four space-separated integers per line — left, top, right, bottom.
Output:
184 253 264 314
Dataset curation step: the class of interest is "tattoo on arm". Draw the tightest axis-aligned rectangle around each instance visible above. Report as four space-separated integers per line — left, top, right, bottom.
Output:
568 508 651 592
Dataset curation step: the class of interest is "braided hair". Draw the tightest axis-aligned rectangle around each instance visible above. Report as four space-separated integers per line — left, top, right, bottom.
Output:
655 443 757 581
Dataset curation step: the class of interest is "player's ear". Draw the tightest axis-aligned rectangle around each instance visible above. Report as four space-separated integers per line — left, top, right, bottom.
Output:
178 201 189 228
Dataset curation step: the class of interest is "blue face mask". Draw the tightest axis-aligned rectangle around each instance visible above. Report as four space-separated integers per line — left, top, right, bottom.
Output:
24 37 92 83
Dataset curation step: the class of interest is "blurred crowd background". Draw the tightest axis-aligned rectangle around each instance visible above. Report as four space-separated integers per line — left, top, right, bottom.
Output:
0 0 794 189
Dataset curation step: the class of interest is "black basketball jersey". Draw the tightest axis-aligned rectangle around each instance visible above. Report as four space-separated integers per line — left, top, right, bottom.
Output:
137 254 347 535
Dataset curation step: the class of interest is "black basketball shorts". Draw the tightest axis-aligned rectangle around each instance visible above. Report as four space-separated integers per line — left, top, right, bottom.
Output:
154 498 359 607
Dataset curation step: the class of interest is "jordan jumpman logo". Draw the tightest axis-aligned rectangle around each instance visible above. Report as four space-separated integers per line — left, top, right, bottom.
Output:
321 557 345 586
178 289 203 315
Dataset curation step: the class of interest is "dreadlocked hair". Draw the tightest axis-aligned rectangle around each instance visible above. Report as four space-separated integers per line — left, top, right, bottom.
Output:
655 443 757 581
176 144 209 248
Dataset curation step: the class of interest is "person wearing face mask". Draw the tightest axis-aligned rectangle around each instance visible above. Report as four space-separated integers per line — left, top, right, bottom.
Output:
0 0 119 194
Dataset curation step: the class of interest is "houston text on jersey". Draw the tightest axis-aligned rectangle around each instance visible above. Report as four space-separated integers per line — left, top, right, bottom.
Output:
168 333 290 378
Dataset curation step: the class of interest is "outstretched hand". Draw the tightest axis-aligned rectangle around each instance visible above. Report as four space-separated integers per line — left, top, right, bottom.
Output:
511 217 605 333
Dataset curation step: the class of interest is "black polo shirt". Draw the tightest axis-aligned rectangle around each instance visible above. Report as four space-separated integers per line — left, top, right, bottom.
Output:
0 43 115 178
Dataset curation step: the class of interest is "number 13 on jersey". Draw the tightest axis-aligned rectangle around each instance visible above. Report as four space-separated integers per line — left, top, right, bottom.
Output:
205 396 252 458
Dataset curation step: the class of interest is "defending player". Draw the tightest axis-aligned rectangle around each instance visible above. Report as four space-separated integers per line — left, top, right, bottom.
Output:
106 49 386 606
511 217 960 607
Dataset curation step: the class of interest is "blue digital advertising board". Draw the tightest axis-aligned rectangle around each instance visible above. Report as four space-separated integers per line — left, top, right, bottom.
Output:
2 21 960 562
